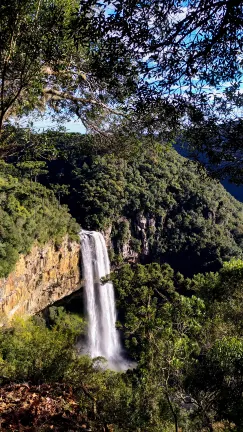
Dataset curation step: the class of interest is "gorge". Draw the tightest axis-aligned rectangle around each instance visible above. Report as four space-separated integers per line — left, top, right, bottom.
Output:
0 226 126 369
1 138 243 430
1 0 243 428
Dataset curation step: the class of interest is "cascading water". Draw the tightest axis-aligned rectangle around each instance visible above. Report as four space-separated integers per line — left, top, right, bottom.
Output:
80 230 124 368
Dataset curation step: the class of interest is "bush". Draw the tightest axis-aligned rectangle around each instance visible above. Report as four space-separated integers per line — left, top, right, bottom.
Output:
0 311 84 383
0 174 79 277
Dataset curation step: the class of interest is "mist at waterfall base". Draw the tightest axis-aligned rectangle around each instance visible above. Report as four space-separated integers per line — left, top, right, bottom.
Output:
79 230 133 371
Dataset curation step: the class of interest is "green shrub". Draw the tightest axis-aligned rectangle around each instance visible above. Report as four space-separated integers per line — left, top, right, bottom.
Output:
0 311 84 383
0 174 79 277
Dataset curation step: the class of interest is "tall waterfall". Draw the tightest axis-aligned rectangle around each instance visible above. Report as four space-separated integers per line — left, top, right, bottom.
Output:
80 230 123 365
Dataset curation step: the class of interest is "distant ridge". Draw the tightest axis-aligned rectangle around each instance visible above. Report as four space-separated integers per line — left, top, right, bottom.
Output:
174 143 243 203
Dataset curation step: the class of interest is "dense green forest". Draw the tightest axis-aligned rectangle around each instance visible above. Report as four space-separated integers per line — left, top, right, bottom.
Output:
0 169 79 277
1 259 243 431
0 130 243 430
5 129 243 275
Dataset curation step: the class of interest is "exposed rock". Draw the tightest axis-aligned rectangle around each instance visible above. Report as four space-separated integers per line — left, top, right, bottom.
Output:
0 236 82 321
110 214 158 261
121 240 139 263
148 217 156 228
141 229 149 256
112 217 139 263
102 225 113 249
135 214 157 256
137 214 147 230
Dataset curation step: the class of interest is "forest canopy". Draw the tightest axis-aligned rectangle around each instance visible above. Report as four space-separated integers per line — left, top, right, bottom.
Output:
1 259 243 431
3 129 243 276
0 0 243 174
0 170 78 277
1 2 243 430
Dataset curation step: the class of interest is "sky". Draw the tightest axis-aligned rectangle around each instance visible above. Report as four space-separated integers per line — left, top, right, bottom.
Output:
18 114 86 134
34 118 86 134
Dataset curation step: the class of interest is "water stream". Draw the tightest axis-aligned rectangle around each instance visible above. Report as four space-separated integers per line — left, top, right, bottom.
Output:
80 230 125 369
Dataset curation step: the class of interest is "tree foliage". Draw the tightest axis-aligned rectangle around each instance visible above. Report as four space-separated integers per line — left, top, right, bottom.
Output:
72 0 243 143
13 131 243 275
1 260 243 430
181 117 243 184
111 260 243 431
0 170 79 277
1 0 243 156
0 0 132 138
79 0 243 92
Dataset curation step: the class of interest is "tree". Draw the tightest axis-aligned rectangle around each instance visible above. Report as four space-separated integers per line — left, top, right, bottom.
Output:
73 0 243 177
16 161 48 182
0 0 130 138
1 1 243 157
112 263 205 431
181 116 243 184
50 183 70 205
73 1 243 135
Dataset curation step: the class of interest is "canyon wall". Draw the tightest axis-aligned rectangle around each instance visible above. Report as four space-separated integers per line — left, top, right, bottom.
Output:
0 236 82 321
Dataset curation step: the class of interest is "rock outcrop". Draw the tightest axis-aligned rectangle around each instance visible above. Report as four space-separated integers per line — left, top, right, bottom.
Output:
109 214 158 264
135 213 156 256
0 236 82 321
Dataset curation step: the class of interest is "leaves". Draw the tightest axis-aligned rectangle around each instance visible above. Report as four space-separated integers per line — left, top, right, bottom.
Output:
0 172 79 277
21 132 243 276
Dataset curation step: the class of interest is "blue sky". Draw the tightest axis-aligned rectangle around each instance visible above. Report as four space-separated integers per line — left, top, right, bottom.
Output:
34 118 86 134
18 114 86 134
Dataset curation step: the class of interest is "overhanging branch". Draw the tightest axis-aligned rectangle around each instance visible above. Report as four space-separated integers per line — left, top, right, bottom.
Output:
42 88 128 118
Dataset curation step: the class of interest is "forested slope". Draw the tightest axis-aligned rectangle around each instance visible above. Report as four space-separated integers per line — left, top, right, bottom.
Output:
0 172 79 277
9 131 243 275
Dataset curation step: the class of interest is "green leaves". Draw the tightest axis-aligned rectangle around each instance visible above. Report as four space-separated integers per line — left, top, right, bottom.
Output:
0 172 79 277
0 313 84 382
38 138 243 276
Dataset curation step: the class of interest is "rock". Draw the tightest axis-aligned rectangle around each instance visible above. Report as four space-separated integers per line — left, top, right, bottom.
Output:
110 214 158 261
136 214 156 256
0 235 82 321
121 241 139 263
102 225 113 249
148 217 156 228
137 214 147 230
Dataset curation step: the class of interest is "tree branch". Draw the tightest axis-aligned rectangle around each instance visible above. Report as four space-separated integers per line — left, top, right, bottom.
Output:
43 88 127 118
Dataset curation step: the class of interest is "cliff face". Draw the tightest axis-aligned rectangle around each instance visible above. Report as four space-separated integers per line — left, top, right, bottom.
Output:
0 236 82 321
106 214 157 265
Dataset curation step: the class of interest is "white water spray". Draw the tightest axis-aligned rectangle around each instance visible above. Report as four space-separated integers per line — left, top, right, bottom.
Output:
80 230 124 367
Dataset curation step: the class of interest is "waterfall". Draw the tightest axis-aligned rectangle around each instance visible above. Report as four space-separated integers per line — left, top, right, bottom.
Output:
80 230 123 365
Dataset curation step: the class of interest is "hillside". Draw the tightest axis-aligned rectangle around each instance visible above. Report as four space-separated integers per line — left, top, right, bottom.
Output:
10 131 243 276
0 171 79 278
2 132 243 431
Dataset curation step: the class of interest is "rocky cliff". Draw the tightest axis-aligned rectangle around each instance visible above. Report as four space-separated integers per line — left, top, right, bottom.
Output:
0 236 82 321
107 214 157 265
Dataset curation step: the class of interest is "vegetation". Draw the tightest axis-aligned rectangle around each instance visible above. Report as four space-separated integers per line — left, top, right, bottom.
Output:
1 260 243 431
1 1 243 155
0 170 79 277
110 259 243 431
1 1 243 430
0 0 130 136
1 134 243 429
80 0 243 103
1 130 243 428
7 130 243 275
